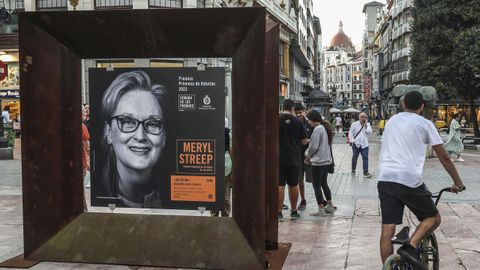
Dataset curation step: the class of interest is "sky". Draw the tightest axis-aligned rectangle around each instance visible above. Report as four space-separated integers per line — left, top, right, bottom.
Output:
313 0 380 50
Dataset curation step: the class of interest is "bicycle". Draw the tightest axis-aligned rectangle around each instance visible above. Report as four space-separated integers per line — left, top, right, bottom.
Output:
382 186 466 270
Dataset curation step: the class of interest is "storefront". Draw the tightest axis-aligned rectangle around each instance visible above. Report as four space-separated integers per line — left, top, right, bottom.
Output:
434 99 480 126
0 51 20 121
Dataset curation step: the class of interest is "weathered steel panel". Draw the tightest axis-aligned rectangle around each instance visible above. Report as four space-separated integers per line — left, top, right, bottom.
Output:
264 21 280 251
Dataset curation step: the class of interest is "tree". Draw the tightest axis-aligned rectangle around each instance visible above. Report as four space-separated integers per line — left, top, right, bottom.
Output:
410 0 480 139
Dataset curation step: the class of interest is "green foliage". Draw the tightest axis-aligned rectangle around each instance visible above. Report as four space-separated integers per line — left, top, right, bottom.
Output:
410 0 480 99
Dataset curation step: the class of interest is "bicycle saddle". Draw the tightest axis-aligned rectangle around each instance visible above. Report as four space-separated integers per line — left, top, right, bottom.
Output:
391 226 410 245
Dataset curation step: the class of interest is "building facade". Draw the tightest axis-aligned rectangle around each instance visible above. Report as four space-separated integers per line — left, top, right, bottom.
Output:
362 1 384 117
0 0 325 123
322 21 356 108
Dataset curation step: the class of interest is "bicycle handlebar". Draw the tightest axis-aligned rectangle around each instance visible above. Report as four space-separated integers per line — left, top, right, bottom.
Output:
433 186 466 205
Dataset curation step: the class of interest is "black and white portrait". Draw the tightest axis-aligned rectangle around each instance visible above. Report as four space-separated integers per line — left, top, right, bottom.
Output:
90 67 225 210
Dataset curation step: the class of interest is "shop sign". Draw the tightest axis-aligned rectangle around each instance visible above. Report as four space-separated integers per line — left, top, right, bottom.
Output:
0 61 6 81
0 89 19 98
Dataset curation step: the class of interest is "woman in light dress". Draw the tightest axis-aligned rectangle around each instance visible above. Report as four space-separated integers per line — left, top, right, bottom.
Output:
444 114 464 162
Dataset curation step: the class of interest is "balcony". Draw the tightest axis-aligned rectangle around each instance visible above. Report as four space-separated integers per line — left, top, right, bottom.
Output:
392 22 412 41
392 0 412 19
37 0 67 10
149 0 181 8
392 70 410 83
254 0 297 33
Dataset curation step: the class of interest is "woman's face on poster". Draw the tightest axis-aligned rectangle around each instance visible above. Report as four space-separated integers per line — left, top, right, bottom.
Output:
108 89 165 171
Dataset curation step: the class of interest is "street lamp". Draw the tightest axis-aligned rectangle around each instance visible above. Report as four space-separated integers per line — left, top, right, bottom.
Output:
329 83 337 105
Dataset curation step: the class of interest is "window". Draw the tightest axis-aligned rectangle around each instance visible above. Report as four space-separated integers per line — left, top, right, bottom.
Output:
96 60 134 68
197 0 205 7
150 60 183 67
279 43 285 74
95 0 132 8
150 0 182 8
37 0 67 10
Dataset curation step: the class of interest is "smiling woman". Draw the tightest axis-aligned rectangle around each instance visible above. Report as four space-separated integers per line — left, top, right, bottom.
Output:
99 70 167 208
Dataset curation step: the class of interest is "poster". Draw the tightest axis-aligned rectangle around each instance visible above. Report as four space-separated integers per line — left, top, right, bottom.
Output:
89 68 225 210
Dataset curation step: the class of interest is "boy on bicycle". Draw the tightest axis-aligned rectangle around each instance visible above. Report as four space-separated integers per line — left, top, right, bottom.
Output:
377 91 465 267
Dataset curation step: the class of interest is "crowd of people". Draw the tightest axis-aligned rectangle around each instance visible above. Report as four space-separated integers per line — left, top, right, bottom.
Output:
278 91 466 267
278 99 379 221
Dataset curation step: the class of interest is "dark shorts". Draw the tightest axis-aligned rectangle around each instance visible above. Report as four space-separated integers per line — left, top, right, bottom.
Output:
377 181 438 225
279 165 300 187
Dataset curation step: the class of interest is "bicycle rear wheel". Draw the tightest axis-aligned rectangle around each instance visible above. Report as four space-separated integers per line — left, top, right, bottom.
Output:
420 233 439 270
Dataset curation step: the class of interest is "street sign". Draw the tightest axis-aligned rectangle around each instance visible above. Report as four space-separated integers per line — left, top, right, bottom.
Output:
0 61 6 81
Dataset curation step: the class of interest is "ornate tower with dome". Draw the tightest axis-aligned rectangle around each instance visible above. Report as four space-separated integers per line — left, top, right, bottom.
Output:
322 21 359 109
330 21 354 50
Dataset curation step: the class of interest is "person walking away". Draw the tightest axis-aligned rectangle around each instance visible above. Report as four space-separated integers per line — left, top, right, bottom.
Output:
2 105 11 124
377 91 464 268
348 112 373 178
278 99 308 221
211 117 233 217
342 117 351 137
460 116 467 128
304 110 335 216
444 113 464 162
294 103 311 210
335 114 342 132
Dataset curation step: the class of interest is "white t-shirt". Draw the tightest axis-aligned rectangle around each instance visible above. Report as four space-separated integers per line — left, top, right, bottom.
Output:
378 112 443 188
335 116 342 126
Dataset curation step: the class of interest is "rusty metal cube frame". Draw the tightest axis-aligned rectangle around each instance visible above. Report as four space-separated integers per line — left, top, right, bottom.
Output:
18 8 277 269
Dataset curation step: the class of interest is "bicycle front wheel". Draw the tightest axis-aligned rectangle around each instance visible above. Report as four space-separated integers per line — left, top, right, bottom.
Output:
420 233 439 270
382 254 402 270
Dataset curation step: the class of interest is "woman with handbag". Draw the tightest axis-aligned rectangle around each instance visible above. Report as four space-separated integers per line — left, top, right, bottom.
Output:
304 110 336 215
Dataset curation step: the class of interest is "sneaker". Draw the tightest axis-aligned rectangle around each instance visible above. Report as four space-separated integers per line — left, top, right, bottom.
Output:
290 210 300 220
282 204 289 210
364 172 373 178
325 203 336 214
321 201 338 210
351 170 356 175
277 212 284 222
310 207 326 216
457 157 465 162
397 245 422 269
450 158 455 162
298 200 307 210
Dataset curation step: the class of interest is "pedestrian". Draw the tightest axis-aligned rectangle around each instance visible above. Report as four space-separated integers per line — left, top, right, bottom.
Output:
81 105 90 210
211 117 232 217
348 112 373 178
342 117 351 137
278 99 308 221
2 105 11 124
460 115 467 128
293 103 311 210
304 109 335 216
335 114 342 132
377 90 464 267
444 113 464 162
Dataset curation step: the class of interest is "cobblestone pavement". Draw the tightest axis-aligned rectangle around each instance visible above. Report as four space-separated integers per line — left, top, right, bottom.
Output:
1 136 480 269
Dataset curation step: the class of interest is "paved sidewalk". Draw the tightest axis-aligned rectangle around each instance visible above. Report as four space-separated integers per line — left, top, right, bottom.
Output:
1 136 480 269
281 133 480 270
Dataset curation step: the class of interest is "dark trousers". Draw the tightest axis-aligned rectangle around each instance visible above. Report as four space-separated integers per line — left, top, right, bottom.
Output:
352 144 369 174
312 165 332 205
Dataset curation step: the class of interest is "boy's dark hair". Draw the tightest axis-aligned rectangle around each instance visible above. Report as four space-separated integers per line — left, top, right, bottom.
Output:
306 109 322 122
293 103 305 111
283 99 294 111
404 91 424 110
